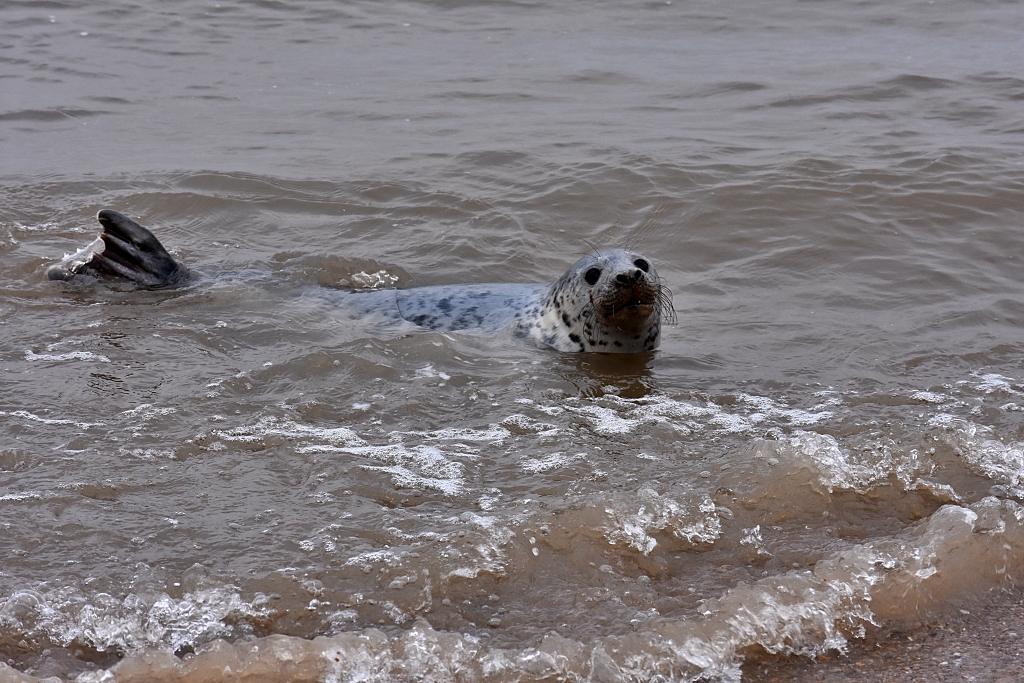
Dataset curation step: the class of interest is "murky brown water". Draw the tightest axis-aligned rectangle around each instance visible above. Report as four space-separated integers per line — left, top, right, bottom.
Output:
4 1 1024 681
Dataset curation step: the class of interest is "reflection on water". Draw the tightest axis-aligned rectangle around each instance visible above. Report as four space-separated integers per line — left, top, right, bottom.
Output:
555 352 659 399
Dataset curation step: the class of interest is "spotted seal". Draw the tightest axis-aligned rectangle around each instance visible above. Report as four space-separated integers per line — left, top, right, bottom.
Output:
49 210 674 353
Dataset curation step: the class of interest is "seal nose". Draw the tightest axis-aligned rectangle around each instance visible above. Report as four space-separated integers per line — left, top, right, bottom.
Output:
616 269 644 284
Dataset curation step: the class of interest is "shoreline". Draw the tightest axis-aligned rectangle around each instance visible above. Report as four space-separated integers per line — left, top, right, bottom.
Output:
742 593 1024 682
2 597 1024 682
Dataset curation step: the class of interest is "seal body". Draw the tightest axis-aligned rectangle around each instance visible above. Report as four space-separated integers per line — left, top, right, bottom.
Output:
50 210 672 353
396 284 548 332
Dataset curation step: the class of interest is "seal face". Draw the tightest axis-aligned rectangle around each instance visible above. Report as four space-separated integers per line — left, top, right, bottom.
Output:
50 211 673 353
521 250 674 353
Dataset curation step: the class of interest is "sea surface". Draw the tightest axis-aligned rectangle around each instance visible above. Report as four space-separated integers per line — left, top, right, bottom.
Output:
3 1 1024 681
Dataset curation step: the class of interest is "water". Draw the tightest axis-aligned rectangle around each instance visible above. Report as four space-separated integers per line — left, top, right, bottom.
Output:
4 1 1024 681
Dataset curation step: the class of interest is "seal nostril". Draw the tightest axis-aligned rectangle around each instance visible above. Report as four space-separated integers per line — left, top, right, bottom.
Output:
616 273 630 284
633 269 643 281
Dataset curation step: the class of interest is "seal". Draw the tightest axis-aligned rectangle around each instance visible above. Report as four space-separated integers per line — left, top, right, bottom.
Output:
49 210 673 353
47 210 189 288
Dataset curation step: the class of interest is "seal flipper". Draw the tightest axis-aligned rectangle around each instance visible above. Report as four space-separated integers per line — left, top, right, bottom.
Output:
48 210 188 288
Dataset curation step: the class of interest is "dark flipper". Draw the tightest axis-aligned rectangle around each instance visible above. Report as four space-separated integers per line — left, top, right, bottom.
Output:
48 210 188 288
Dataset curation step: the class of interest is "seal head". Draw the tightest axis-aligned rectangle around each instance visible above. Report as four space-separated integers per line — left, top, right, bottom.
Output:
522 249 674 353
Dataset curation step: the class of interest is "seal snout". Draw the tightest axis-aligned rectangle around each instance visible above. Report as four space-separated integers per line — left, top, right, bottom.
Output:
615 268 646 285
610 264 655 308
599 272 658 334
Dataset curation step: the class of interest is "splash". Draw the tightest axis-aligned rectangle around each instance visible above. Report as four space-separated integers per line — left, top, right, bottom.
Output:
38 497 1024 683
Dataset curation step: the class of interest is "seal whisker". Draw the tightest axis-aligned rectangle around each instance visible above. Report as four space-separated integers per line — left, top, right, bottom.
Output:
579 298 596 319
579 237 603 263
656 285 677 326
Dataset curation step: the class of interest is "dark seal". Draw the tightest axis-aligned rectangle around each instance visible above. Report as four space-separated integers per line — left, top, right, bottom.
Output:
48 210 188 288
49 210 673 353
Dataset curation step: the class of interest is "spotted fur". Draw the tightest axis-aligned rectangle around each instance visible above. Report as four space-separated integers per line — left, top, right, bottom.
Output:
389 250 671 352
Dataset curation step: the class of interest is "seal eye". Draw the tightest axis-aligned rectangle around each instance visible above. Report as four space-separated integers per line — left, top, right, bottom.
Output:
633 259 649 273
584 267 602 286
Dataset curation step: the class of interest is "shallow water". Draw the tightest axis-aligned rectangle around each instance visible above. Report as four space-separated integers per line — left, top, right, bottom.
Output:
4 1 1024 681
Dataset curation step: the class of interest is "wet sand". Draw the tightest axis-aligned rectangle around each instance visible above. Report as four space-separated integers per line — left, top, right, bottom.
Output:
744 594 1024 683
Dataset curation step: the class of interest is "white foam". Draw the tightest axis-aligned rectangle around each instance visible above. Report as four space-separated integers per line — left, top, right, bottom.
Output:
973 372 1022 395
941 420 1024 489
361 446 465 496
599 489 721 554
213 416 363 449
739 525 770 557
0 581 272 658
342 549 405 568
566 392 835 439
52 236 104 272
0 491 48 502
910 390 947 404
519 451 586 474
928 412 958 427
401 425 511 445
499 413 558 434
24 349 110 363
120 404 177 420
414 364 450 381
120 404 178 436
210 417 488 496
119 447 176 460
3 409 105 429
570 405 644 435
348 269 398 290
